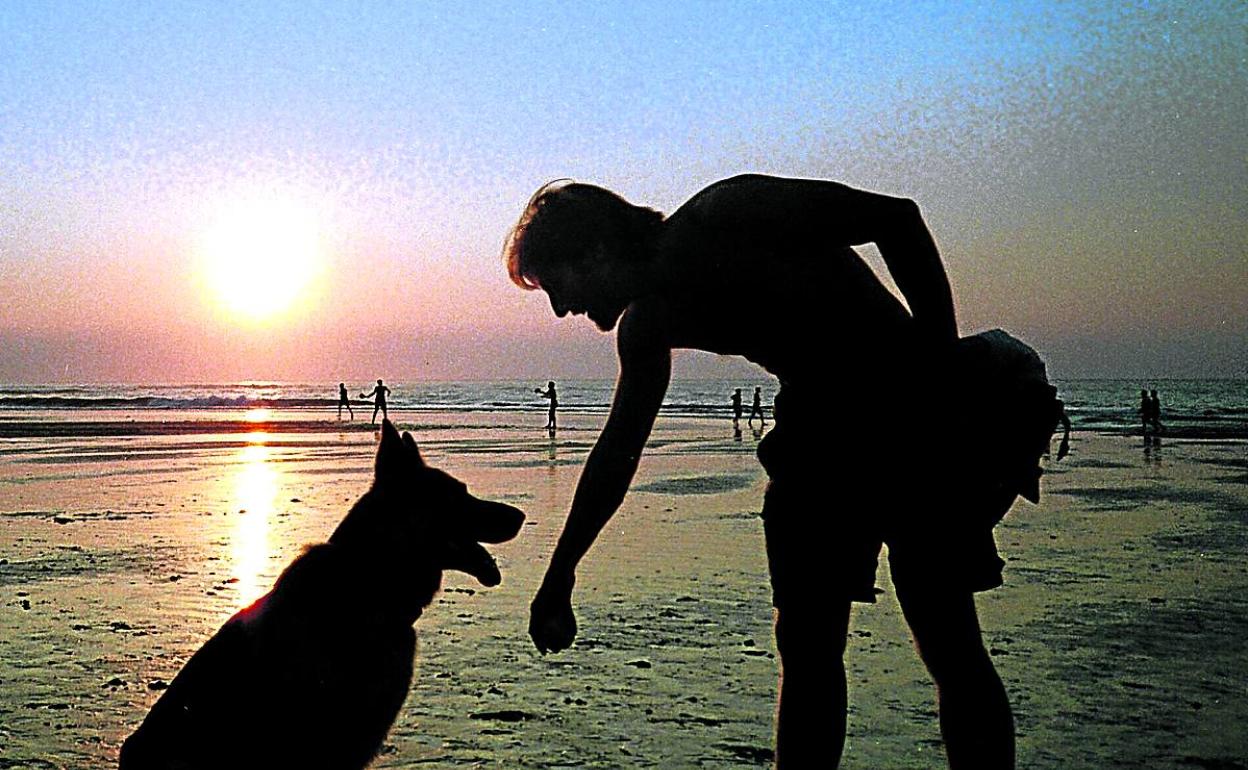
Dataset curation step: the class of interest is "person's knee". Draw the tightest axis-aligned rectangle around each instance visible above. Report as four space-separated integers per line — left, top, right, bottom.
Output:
918 635 998 689
775 605 850 664
896 585 995 677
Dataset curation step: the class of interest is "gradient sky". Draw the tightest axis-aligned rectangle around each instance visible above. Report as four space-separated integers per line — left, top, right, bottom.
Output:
2 0 1245 382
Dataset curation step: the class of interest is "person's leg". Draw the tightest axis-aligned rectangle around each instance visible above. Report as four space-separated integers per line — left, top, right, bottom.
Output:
372 404 380 424
762 469 861 769
895 583 1015 769
773 600 851 768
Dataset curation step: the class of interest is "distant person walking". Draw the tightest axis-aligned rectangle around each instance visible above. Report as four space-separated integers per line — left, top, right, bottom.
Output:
337 383 354 420
748 386 766 427
360 379 391 424
535 381 558 431
1147 389 1163 436
731 388 743 426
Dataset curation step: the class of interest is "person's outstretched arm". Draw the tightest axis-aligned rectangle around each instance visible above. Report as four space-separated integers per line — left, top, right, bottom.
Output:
530 305 671 653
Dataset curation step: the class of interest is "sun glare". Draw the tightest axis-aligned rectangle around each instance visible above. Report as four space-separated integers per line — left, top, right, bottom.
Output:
196 193 326 323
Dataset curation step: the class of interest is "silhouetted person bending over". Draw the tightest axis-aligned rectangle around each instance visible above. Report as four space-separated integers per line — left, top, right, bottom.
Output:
506 175 1014 769
535 381 559 431
360 379 391 424
748 386 767 426
337 383 354 420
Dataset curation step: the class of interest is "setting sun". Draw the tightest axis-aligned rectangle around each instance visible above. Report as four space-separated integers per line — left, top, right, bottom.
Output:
195 193 326 323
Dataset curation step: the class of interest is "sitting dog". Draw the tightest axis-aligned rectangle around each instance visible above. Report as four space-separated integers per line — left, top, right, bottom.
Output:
120 420 525 769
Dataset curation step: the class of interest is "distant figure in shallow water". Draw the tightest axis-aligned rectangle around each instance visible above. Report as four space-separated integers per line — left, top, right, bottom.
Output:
731 388 743 426
1139 389 1151 438
535 381 558 431
337 383 354 421
360 379 391 424
505 174 1025 768
748 386 766 427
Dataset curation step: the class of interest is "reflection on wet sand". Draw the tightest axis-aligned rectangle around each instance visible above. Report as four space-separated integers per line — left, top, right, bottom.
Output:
229 433 279 605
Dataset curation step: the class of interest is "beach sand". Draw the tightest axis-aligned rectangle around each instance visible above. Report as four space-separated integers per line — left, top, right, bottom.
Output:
1 412 1245 768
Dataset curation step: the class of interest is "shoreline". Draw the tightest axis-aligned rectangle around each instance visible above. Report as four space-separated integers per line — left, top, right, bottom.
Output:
2 416 1244 442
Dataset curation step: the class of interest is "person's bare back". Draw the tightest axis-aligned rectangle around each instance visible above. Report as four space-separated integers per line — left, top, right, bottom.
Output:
617 175 924 382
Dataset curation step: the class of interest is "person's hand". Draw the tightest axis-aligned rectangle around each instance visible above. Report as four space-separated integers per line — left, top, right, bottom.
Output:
529 578 577 654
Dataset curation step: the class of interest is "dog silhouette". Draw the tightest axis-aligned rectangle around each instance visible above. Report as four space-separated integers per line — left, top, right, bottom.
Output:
121 420 524 769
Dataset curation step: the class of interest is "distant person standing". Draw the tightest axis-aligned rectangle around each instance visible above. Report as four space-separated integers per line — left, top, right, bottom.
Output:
1139 389 1151 437
1147 389 1163 436
748 386 766 427
731 388 744 426
360 379 391 424
337 383 354 420
535 381 558 431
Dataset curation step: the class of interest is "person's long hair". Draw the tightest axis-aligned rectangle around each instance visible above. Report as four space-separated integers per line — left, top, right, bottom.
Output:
503 180 663 290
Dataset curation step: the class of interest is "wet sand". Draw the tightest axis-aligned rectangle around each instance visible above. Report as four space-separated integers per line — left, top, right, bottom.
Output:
1 413 1245 768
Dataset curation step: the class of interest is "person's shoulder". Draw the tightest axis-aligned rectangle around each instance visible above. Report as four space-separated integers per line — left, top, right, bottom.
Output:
700 173 824 195
678 174 774 210
661 176 760 238
674 173 835 223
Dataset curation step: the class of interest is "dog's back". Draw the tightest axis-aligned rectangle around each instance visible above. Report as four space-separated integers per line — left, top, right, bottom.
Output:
121 545 419 769
121 422 523 769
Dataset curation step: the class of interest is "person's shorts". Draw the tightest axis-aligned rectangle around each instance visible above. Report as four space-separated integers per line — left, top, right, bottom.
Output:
761 479 1006 607
757 402 1006 608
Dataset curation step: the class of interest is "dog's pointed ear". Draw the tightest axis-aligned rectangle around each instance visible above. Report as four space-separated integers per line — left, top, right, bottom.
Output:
401 431 425 466
374 419 405 484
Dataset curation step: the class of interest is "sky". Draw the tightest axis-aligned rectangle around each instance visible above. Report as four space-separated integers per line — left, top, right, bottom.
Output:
1 0 1245 382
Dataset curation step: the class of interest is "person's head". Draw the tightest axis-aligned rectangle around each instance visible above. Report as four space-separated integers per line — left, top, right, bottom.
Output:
1150 389 1157 398
378 379 384 386
548 381 555 389
504 180 664 331
340 382 345 388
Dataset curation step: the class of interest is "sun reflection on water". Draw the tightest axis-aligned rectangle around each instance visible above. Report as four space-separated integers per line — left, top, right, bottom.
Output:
243 408 271 423
229 436 280 605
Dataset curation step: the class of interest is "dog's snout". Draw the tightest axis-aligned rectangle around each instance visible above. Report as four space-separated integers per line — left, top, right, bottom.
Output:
471 500 525 544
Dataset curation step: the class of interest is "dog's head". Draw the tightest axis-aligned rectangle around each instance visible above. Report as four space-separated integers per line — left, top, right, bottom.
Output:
329 420 525 595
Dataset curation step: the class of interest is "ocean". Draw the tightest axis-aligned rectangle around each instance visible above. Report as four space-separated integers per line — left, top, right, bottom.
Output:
0 379 1244 438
